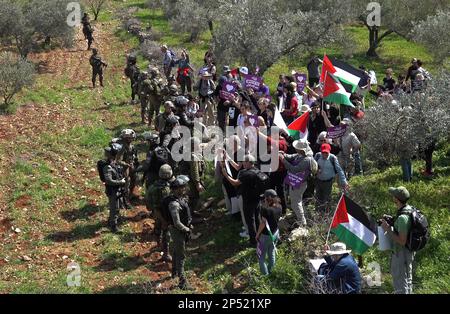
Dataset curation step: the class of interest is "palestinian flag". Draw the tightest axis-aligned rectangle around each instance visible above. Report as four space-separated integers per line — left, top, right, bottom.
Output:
287 111 309 140
320 55 366 93
331 195 377 255
323 72 354 107
330 58 367 93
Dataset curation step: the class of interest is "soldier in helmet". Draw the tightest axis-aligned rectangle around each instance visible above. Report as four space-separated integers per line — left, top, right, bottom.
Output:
160 115 181 152
174 96 195 130
136 132 166 189
156 101 176 133
102 144 126 233
124 54 140 103
147 67 163 129
82 13 91 41
137 72 152 124
116 129 139 207
179 137 206 221
89 49 107 88
163 175 194 290
146 164 175 263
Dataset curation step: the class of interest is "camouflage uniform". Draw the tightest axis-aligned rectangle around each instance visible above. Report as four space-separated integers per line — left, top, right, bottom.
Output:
166 176 193 290
180 150 205 213
147 71 163 128
138 72 152 123
146 165 174 262
102 147 126 232
89 49 107 87
124 56 140 102
116 130 138 206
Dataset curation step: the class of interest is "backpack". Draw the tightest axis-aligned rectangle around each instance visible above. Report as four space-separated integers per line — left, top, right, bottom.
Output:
161 195 176 225
314 153 338 175
147 181 170 210
398 207 430 252
309 157 319 177
253 168 271 196
152 147 169 169
97 160 109 183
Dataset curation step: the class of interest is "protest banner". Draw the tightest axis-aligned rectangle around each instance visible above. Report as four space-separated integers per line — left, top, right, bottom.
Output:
219 82 238 101
294 73 307 93
244 74 262 90
327 125 348 139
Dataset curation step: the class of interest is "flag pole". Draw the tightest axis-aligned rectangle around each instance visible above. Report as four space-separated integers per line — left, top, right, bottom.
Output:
325 193 344 245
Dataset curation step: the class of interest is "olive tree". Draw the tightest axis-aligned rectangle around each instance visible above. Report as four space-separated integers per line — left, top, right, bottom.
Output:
355 71 450 167
350 0 448 57
412 10 450 65
86 0 107 21
0 0 75 58
0 52 35 112
212 0 351 75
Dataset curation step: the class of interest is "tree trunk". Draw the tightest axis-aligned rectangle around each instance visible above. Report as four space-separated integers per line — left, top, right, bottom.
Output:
208 20 214 36
366 26 379 57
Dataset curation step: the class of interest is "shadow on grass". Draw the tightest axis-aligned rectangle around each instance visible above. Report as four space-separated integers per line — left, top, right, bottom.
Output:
94 101 130 111
46 222 104 243
94 252 146 272
99 277 171 294
60 204 105 222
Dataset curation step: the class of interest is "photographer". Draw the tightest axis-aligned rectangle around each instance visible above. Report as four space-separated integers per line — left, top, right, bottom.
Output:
380 186 415 294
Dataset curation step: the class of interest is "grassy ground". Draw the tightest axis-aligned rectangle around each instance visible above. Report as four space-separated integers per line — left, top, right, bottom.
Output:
0 0 448 294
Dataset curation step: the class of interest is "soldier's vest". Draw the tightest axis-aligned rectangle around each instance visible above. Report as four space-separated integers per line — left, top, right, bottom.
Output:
162 195 191 226
90 56 102 70
146 180 171 211
150 79 162 96
104 163 124 196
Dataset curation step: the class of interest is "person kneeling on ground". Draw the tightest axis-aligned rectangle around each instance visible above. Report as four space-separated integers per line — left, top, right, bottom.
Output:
319 242 361 294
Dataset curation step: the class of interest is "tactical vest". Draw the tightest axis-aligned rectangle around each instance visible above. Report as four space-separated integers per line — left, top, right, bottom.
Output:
163 195 191 226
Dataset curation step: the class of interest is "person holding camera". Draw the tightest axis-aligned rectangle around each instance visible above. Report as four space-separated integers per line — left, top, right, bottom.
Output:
380 186 415 294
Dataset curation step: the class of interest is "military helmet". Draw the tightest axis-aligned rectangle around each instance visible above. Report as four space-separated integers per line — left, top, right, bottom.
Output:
159 164 173 180
142 131 159 142
120 129 136 140
175 96 189 107
110 137 121 145
164 101 175 109
127 54 137 63
170 175 190 189
169 84 179 93
148 66 159 76
166 115 180 126
105 142 123 156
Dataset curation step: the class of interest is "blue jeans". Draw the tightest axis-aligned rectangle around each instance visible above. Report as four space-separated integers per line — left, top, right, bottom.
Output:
258 232 279 275
400 158 413 182
354 150 363 175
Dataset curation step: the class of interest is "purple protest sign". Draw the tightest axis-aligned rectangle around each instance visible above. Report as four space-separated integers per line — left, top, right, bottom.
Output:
294 73 307 93
327 125 348 139
219 82 237 101
247 115 259 127
284 171 308 189
244 74 262 90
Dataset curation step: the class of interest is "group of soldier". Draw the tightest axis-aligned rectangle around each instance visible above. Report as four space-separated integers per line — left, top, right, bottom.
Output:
99 81 208 290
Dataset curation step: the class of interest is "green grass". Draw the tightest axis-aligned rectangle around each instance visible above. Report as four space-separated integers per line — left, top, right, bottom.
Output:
0 0 448 294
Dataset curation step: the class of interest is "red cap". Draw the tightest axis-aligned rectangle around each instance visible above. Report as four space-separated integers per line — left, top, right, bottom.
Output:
321 143 331 154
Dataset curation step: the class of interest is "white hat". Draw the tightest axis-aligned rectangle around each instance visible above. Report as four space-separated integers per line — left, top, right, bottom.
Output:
326 242 352 255
239 67 249 75
300 105 311 114
293 139 312 155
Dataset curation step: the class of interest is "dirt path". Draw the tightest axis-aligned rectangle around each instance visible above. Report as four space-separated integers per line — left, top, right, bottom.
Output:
0 17 208 293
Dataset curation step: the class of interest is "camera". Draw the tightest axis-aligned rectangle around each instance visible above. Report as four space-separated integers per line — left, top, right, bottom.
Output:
378 214 394 226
